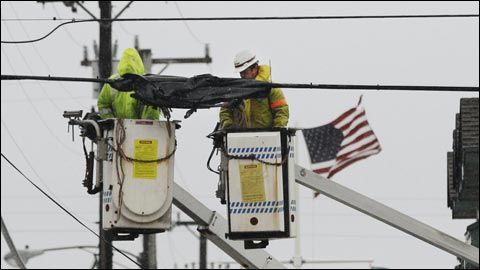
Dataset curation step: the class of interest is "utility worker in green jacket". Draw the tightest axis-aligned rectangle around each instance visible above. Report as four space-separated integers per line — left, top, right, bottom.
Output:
219 50 289 129
98 48 159 120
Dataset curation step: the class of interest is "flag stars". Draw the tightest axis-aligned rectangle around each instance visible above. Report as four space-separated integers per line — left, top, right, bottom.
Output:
303 124 344 163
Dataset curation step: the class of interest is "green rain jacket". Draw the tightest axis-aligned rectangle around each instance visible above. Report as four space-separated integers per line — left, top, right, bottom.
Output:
219 65 289 129
97 48 160 120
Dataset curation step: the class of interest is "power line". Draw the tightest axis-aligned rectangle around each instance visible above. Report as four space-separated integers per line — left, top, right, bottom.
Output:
1 119 97 227
113 1 135 20
1 13 478 44
1 18 74 21
2 74 478 92
173 1 205 45
2 17 63 112
2 13 478 22
270 82 480 92
175 163 193 194
5 4 84 108
0 153 144 269
51 3 83 48
0 50 82 156
166 229 185 263
1 74 111 83
1 119 70 206
1 19 95 44
74 1 98 20
117 21 135 36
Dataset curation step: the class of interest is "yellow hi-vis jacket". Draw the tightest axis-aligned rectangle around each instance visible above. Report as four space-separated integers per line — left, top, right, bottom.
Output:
219 65 289 129
97 48 160 120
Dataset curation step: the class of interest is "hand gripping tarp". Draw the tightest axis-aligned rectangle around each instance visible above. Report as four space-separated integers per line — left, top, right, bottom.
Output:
109 73 272 109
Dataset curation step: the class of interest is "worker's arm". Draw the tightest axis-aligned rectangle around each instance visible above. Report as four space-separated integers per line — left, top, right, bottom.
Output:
219 104 234 129
97 83 115 119
269 88 289 128
142 106 160 120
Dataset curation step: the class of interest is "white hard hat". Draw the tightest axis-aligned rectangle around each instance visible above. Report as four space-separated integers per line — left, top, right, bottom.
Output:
234 50 259 73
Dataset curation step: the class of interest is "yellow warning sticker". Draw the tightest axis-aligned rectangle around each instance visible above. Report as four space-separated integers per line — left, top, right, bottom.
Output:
133 139 158 179
239 163 265 203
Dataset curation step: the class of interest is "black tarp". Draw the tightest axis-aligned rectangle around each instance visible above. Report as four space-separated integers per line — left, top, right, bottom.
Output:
109 73 272 109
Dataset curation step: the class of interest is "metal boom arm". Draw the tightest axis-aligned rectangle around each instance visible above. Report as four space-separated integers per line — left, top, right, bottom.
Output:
173 183 287 269
294 164 479 266
171 165 478 268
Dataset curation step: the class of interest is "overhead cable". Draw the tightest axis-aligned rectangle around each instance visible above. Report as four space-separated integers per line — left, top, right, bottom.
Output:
1 153 144 269
1 13 478 44
2 74 478 92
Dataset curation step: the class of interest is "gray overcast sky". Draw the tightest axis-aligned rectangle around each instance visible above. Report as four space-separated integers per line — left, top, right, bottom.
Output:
1 1 479 269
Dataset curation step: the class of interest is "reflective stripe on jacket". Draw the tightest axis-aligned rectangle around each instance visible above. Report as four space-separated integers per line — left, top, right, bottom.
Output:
220 65 289 128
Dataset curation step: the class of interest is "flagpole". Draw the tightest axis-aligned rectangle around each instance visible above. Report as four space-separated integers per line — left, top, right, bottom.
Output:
293 122 303 268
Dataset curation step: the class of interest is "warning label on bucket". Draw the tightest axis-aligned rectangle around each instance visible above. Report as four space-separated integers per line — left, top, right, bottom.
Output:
133 139 158 179
239 163 265 203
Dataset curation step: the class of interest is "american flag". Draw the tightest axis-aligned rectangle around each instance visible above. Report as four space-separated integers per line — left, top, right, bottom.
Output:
302 96 381 195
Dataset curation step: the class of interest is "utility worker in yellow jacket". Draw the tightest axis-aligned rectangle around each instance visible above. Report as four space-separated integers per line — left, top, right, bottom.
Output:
219 50 289 129
98 48 159 120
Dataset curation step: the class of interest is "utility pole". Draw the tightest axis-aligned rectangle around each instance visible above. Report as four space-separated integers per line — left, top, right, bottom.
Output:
78 5 211 269
37 2 210 269
140 234 157 269
98 2 113 269
136 48 158 270
135 35 211 75
199 234 207 269
173 213 208 269
36 1 114 268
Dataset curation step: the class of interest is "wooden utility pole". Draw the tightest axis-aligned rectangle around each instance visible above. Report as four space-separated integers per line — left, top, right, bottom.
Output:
137 48 158 269
140 234 157 269
199 234 207 269
174 215 207 269
98 1 113 269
